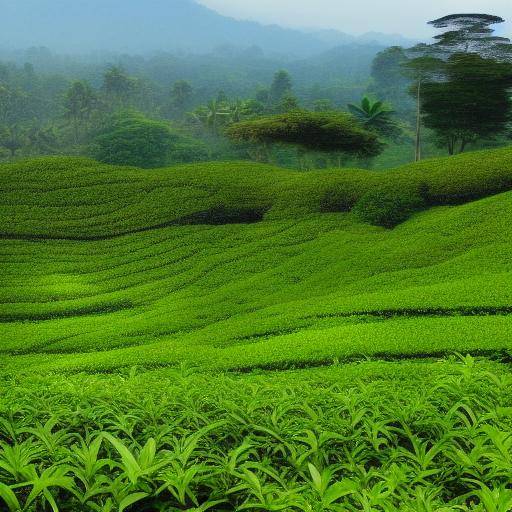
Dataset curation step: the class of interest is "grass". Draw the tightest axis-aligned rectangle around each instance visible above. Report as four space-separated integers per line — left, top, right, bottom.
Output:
1 148 512 510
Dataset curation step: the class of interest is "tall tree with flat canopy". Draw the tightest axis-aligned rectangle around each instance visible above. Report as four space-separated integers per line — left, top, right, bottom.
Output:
405 13 512 158
226 110 383 166
428 14 512 59
402 50 443 162
422 53 512 154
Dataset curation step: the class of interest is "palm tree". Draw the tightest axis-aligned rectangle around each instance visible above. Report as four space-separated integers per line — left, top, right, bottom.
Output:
348 96 399 138
193 100 231 135
64 81 96 144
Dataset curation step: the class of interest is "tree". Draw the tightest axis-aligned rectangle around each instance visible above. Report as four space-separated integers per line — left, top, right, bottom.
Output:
0 124 27 157
421 53 512 154
102 66 135 109
279 93 300 113
348 96 401 139
169 80 193 117
226 110 383 160
428 14 512 59
240 99 265 117
269 70 292 105
64 80 96 144
370 46 412 114
255 87 270 105
0 85 29 126
404 14 512 161
27 125 58 155
405 14 512 157
402 52 443 161
192 100 231 135
92 111 179 168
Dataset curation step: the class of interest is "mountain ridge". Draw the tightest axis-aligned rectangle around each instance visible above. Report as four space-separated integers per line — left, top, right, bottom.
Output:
2 0 412 56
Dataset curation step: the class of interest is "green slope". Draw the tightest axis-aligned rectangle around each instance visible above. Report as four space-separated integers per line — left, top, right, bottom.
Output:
2 151 512 511
1 149 512 375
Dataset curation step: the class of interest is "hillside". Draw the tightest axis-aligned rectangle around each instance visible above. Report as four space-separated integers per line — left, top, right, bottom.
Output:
1 150 512 510
1 148 512 372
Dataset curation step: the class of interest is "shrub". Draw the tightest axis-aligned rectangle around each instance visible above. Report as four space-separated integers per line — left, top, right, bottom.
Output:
353 185 425 228
319 183 362 212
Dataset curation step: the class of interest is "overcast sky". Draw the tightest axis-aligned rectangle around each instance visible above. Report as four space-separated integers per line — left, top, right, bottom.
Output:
197 0 512 38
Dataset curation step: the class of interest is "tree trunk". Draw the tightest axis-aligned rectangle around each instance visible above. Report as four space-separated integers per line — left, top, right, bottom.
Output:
415 80 422 162
73 117 80 145
447 137 454 156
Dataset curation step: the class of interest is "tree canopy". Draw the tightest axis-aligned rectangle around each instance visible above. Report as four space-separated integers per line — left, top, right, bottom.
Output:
226 110 383 157
428 14 512 59
403 12 512 158
92 111 207 168
421 53 512 154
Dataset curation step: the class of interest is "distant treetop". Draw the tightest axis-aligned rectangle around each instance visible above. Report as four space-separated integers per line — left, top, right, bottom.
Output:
429 14 505 28
424 12 512 60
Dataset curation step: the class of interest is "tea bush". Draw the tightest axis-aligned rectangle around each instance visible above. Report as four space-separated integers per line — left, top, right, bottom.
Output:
1 148 512 510
2 146 512 238
1 358 511 511
352 185 425 227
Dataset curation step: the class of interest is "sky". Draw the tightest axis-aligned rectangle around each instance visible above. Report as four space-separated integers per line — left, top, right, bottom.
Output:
197 0 512 38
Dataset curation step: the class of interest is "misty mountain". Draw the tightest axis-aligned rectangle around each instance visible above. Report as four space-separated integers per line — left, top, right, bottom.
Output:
2 0 409 56
1 0 325 56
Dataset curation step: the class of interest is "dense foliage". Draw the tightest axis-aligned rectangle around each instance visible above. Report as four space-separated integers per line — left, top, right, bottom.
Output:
352 185 425 227
227 111 383 157
92 111 208 168
1 147 512 510
421 54 512 154
1 13 512 169
1 359 511 511
405 13 512 157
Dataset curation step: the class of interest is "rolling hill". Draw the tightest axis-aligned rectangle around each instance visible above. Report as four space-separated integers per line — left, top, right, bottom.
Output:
1 148 512 372
1 150 512 510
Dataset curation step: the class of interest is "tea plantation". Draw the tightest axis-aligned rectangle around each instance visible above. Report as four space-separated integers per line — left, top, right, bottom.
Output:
1 149 512 511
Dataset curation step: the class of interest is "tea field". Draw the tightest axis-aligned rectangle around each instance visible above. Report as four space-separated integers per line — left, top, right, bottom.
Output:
1 149 512 510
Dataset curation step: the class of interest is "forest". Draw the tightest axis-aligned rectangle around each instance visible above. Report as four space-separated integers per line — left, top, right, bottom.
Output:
1 13 510 170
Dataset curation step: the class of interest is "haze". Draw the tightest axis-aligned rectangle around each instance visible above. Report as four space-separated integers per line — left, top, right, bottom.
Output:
198 0 512 38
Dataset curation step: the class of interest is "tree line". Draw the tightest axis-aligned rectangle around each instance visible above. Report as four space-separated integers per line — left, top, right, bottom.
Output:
1 13 511 168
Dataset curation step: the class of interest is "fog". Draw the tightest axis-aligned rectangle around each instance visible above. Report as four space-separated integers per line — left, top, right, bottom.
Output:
198 0 512 38
2 0 511 55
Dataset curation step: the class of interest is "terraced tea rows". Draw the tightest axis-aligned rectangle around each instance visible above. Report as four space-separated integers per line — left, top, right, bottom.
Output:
1 150 512 510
